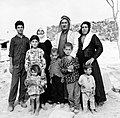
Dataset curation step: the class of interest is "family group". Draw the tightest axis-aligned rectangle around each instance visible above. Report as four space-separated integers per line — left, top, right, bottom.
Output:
8 15 106 116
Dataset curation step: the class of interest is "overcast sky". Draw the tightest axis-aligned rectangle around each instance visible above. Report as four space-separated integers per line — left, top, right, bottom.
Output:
0 0 118 38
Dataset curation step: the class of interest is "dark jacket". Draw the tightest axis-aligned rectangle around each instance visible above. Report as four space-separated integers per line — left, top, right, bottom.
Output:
77 34 103 60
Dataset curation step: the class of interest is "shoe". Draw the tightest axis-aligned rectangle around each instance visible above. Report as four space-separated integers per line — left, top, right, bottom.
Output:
8 104 14 112
19 101 27 108
60 103 65 108
74 109 79 114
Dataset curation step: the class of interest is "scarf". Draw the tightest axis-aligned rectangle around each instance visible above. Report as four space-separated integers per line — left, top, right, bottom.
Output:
82 32 93 50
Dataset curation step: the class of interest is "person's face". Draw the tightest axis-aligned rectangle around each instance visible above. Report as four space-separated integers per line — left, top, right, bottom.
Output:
85 67 92 75
50 52 58 60
81 24 89 35
31 70 37 76
63 46 72 56
31 39 39 48
61 19 69 31
16 25 24 35
37 29 45 35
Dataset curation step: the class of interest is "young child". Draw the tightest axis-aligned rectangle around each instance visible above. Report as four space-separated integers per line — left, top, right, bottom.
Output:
78 64 96 113
49 48 64 108
60 42 80 113
25 35 47 112
25 65 47 115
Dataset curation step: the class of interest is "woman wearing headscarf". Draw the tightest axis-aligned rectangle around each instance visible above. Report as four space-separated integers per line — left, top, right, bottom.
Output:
76 21 106 106
37 26 52 110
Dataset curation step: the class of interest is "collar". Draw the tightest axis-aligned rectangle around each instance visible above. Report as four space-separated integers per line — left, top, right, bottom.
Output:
82 32 93 50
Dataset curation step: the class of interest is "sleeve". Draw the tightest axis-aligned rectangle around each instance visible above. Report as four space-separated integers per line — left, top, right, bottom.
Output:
41 57 46 70
9 38 14 57
26 38 30 51
92 76 96 90
73 57 80 71
25 50 30 72
60 58 68 74
70 32 79 58
78 75 83 85
92 34 103 59
45 40 52 55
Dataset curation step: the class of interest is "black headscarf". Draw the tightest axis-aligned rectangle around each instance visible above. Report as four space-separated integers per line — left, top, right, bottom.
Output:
79 21 91 35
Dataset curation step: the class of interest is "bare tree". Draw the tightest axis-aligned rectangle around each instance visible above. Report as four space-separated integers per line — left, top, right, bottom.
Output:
106 0 120 58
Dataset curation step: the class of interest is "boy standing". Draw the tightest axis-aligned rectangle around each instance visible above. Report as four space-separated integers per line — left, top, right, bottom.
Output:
8 21 30 112
78 64 96 113
60 42 80 113
49 48 64 108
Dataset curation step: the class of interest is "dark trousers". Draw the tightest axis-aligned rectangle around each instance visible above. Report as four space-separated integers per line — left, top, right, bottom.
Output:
51 75 64 103
8 64 27 105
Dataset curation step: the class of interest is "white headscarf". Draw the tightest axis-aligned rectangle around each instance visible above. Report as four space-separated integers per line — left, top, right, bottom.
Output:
82 32 93 50
37 26 47 43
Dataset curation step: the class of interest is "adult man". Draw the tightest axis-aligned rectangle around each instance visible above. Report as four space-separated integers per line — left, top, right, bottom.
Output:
52 16 80 103
52 15 80 59
8 21 30 112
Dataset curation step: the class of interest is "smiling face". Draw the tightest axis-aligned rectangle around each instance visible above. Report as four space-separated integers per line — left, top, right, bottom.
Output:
84 67 92 75
81 24 89 35
31 39 39 48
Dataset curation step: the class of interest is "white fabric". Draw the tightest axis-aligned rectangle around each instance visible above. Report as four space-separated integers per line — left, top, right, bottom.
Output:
37 26 47 43
52 30 80 58
82 32 93 50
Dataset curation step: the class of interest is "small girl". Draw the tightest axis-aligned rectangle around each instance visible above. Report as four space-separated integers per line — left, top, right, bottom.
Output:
25 64 47 115
25 35 46 78
25 35 47 114
78 64 96 113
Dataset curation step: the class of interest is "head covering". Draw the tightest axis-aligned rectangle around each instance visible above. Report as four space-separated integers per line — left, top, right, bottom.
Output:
58 15 71 32
36 26 47 43
30 35 39 42
61 15 71 22
79 21 91 35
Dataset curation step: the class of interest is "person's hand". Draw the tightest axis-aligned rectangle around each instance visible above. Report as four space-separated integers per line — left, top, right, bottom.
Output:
41 71 46 78
68 65 74 72
61 78 64 83
24 79 28 86
50 79 52 84
9 64 13 74
82 85 85 89
85 58 94 65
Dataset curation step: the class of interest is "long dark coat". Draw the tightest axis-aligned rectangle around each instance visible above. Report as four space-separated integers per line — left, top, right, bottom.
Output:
76 34 106 104
38 40 52 104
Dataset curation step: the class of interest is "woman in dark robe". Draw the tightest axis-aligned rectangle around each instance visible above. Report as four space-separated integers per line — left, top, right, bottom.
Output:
37 27 52 109
76 21 106 106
